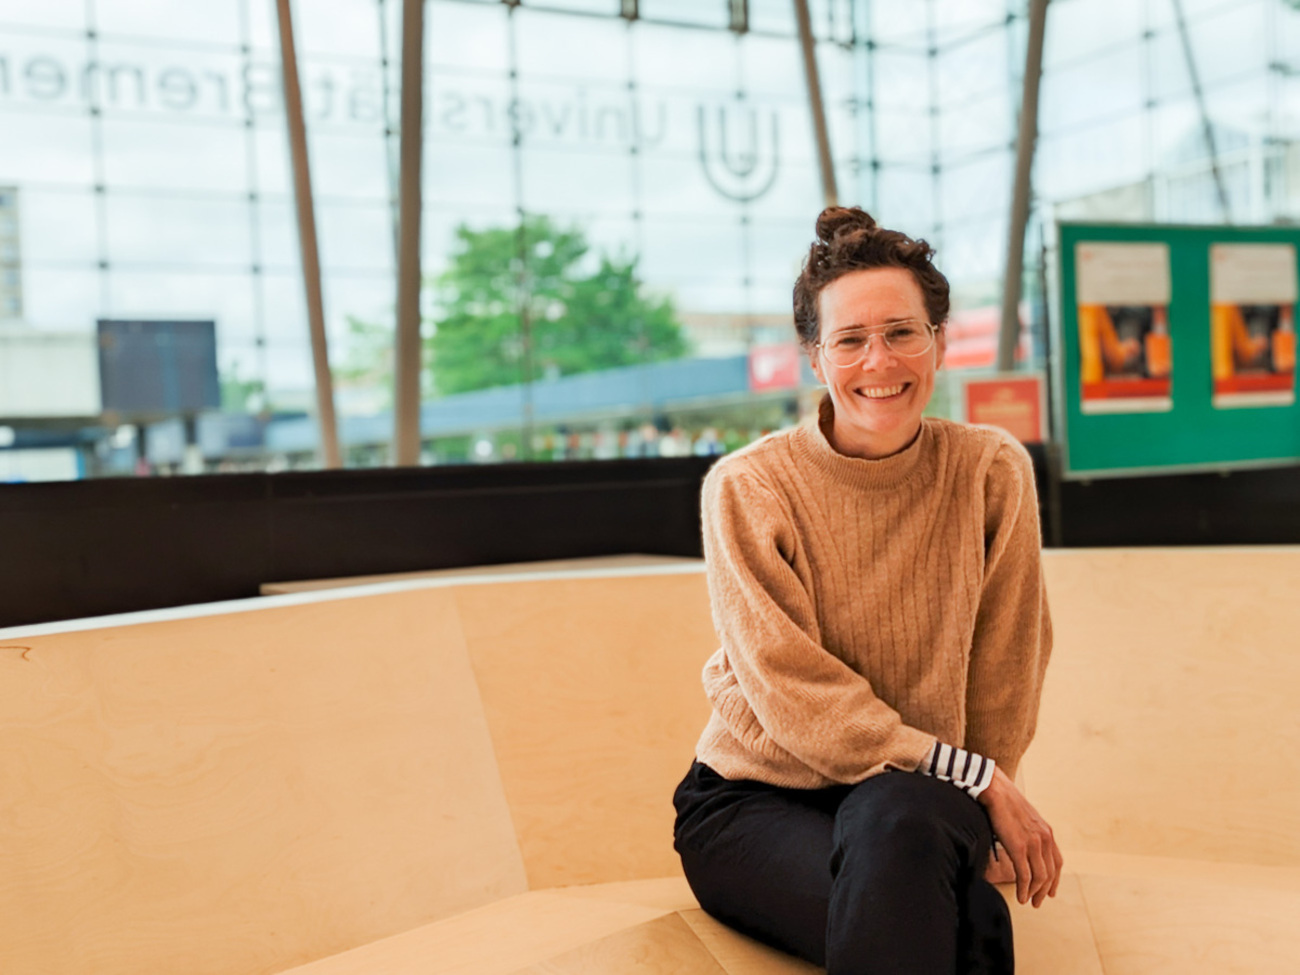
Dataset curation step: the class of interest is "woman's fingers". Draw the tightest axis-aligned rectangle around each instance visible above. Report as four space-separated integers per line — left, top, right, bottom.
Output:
1011 839 1032 904
1029 837 1050 906
1049 842 1064 899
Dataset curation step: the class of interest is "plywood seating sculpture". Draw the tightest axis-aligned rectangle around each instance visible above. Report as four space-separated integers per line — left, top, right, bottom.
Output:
1 548 1298 975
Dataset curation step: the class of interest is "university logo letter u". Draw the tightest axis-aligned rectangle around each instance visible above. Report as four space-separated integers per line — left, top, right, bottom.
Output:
696 101 780 203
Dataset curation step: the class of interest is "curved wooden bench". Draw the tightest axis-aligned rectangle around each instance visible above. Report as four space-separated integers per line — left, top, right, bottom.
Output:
2 550 1298 974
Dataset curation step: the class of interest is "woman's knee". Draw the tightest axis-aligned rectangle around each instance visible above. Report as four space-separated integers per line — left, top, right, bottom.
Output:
831 772 991 873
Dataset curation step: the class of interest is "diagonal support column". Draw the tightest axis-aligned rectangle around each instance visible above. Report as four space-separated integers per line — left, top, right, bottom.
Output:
393 0 426 466
998 0 1049 373
794 0 838 208
275 0 341 469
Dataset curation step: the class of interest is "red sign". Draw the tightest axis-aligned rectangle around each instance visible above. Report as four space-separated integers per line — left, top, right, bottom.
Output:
964 374 1044 443
749 343 802 391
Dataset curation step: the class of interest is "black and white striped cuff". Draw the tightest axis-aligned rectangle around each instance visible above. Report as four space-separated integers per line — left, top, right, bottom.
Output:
918 741 996 800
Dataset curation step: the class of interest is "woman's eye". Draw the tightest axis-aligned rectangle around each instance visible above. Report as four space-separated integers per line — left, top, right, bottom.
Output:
888 325 922 340
835 336 865 349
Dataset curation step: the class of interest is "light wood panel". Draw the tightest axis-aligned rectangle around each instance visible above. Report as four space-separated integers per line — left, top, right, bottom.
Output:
1079 868 1300 974
260 555 700 595
1034 547 1300 867
551 876 700 913
0 589 528 975
455 573 718 888
513 912 728 975
999 875 1106 975
678 909 824 975
272 889 674 975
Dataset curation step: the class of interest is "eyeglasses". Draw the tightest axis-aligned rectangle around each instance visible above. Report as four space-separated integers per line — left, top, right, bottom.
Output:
816 321 937 367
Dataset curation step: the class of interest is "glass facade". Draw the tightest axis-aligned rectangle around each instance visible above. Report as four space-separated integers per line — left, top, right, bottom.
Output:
1 0 1298 479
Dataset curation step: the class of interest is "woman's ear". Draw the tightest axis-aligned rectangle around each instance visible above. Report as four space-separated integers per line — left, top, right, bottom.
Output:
807 345 827 386
934 327 947 370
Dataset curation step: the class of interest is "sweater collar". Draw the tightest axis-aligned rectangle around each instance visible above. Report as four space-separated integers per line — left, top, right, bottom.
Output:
790 394 935 491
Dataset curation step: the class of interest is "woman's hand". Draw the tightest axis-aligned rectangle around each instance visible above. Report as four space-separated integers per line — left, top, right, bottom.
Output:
977 766 1063 907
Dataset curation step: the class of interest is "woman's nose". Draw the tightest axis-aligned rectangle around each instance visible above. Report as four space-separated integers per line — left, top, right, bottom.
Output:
858 333 898 370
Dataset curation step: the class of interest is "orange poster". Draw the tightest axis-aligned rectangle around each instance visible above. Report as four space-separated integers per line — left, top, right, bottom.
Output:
964 374 1044 443
1076 242 1173 414
1210 244 1297 409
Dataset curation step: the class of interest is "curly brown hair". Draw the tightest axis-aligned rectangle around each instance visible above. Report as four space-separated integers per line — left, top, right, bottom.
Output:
793 207 950 348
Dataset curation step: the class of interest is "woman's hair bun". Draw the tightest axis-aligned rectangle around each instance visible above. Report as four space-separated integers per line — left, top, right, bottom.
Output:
815 206 877 244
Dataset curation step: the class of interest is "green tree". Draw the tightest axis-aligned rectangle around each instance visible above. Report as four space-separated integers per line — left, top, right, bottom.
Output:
427 217 688 395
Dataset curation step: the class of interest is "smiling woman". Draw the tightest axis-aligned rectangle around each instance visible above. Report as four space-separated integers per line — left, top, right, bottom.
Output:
671 207 1058 974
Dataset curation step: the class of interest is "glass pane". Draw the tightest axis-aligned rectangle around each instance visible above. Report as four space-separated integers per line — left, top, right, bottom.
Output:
874 109 932 167
427 0 510 74
875 167 936 232
868 2 928 47
100 117 250 192
747 0 796 37
295 0 383 58
0 33 94 112
21 266 101 331
638 0 728 29
520 146 635 214
1036 113 1146 202
0 112 97 185
1177 2 1268 91
632 21 737 91
105 193 253 267
1040 45 1143 135
513 79 636 151
95 0 241 46
516 7 628 83
307 131 389 201
873 49 932 113
1044 0 1142 71
427 74 514 147
317 202 395 273
0 0 84 30
936 28 1007 107
931 0 1007 46
105 269 257 338
939 153 1011 227
256 197 300 271
423 142 515 208
525 0 621 14
16 188 99 265
939 93 1009 157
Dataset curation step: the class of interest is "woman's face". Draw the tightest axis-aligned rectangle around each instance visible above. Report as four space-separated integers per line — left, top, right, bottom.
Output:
809 266 945 460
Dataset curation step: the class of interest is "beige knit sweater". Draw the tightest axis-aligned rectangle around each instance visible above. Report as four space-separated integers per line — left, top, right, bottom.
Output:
694 397 1052 789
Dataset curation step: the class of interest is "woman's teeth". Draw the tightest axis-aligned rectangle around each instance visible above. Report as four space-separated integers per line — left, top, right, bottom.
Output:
859 384 906 399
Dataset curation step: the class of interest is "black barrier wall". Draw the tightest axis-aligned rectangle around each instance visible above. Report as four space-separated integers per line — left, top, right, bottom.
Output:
0 457 715 629
5 448 1300 629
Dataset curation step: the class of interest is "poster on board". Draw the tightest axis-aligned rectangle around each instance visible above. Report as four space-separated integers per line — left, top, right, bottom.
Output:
1075 242 1173 414
964 374 1044 443
1209 243 1297 408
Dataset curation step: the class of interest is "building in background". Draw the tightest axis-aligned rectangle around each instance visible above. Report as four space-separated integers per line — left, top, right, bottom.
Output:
0 0 1298 479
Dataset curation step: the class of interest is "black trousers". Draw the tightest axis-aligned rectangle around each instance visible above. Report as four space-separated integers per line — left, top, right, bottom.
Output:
672 761 1013 975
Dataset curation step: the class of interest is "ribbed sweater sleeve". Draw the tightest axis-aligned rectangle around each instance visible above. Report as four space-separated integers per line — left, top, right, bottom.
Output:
963 439 1053 781
700 466 937 785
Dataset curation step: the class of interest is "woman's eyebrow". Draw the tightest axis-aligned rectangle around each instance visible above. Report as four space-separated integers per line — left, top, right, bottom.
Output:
832 317 922 331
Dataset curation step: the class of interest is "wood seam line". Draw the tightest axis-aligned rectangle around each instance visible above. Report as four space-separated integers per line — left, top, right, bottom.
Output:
1073 873 1112 975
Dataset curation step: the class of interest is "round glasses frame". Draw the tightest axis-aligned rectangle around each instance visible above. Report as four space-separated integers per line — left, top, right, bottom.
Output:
815 320 938 367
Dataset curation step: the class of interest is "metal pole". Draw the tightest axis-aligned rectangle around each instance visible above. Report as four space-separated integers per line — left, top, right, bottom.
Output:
793 0 838 208
275 0 341 468
997 0 1048 373
393 0 426 466
1171 0 1232 223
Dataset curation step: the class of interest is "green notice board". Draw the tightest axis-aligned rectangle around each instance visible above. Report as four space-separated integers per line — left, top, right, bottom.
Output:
1055 222 1300 478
